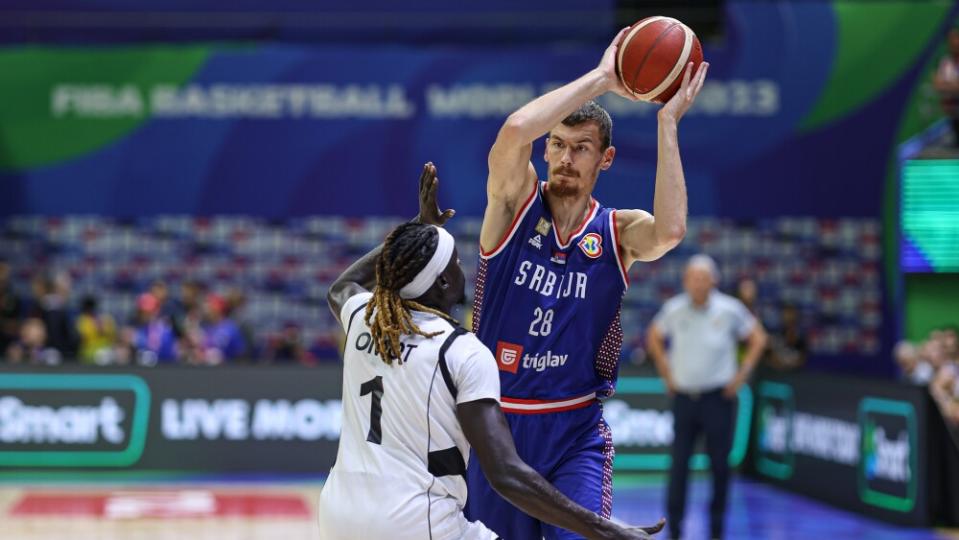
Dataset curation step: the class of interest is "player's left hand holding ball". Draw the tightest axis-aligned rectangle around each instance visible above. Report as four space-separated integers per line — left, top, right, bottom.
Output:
658 61 709 124
417 162 456 226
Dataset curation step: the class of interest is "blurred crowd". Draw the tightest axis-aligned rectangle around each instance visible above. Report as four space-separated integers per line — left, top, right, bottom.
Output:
896 326 959 427
736 277 808 372
4 246 956 427
0 260 339 367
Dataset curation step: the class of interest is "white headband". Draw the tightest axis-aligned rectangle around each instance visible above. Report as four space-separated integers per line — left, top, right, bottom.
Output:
399 226 455 299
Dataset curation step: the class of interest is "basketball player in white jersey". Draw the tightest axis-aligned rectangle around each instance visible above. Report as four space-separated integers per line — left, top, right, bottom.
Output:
319 163 664 540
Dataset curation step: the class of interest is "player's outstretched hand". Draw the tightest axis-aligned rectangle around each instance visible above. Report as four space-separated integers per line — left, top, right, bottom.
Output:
621 517 666 539
417 162 455 226
659 61 709 124
596 26 641 102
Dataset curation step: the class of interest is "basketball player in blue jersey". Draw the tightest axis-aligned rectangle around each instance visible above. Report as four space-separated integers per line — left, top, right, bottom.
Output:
465 28 709 540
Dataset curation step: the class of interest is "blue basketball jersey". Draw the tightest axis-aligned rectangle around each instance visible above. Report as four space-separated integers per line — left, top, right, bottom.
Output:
472 181 628 400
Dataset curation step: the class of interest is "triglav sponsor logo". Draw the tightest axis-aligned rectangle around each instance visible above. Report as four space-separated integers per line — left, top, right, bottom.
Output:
521 350 568 372
496 341 523 374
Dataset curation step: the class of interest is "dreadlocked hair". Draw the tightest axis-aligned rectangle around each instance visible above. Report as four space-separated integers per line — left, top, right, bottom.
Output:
365 222 459 364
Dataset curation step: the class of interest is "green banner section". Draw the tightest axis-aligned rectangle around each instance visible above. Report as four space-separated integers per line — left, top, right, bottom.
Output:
801 0 951 132
0 46 208 171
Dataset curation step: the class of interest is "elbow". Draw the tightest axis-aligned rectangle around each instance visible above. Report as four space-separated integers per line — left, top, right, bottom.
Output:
488 475 516 498
326 280 341 302
485 462 525 498
659 223 687 248
498 113 530 144
325 287 337 309
325 290 338 317
646 325 658 344
756 329 769 351
326 280 348 312
503 112 528 132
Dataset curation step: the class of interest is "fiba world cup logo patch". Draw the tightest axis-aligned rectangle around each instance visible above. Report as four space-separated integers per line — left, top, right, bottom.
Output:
578 233 602 259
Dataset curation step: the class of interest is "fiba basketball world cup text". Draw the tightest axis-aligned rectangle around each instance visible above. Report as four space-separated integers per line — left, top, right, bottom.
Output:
51 80 779 120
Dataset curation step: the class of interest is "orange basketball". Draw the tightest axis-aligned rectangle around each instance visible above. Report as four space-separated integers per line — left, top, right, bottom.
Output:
616 17 704 104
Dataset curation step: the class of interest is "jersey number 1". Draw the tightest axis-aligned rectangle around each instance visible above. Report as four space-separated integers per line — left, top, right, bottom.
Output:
360 376 384 444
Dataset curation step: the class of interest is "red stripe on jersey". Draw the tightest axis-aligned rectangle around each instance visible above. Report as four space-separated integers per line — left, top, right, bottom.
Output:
611 210 630 287
479 179 539 258
499 392 597 413
500 399 596 415
554 198 599 249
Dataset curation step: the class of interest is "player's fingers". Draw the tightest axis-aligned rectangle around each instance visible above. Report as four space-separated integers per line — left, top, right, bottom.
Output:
613 26 630 44
641 517 666 534
681 63 694 99
607 26 630 55
694 63 709 94
419 163 431 191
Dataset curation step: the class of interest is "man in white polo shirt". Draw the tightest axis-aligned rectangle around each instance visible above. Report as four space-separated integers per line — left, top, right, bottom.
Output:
646 254 767 540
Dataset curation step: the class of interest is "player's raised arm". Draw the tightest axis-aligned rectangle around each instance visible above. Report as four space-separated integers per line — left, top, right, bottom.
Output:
616 61 708 267
481 27 638 253
458 399 664 540
327 163 454 324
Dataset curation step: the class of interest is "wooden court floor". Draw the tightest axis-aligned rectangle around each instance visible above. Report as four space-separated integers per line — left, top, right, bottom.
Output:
0 483 323 540
2 478 957 540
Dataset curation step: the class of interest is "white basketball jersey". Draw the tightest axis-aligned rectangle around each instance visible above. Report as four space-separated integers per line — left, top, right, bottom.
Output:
318 292 501 540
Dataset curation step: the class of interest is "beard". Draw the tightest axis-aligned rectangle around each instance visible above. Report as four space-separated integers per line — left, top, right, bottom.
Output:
548 166 595 199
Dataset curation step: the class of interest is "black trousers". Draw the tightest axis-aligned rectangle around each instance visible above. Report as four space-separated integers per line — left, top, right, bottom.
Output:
667 388 734 540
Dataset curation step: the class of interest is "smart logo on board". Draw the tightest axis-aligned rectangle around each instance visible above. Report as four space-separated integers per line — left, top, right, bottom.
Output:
0 374 151 467
858 398 917 512
755 381 794 480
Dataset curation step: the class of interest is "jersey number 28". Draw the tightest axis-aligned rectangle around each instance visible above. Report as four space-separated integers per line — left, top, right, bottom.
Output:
529 307 554 337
